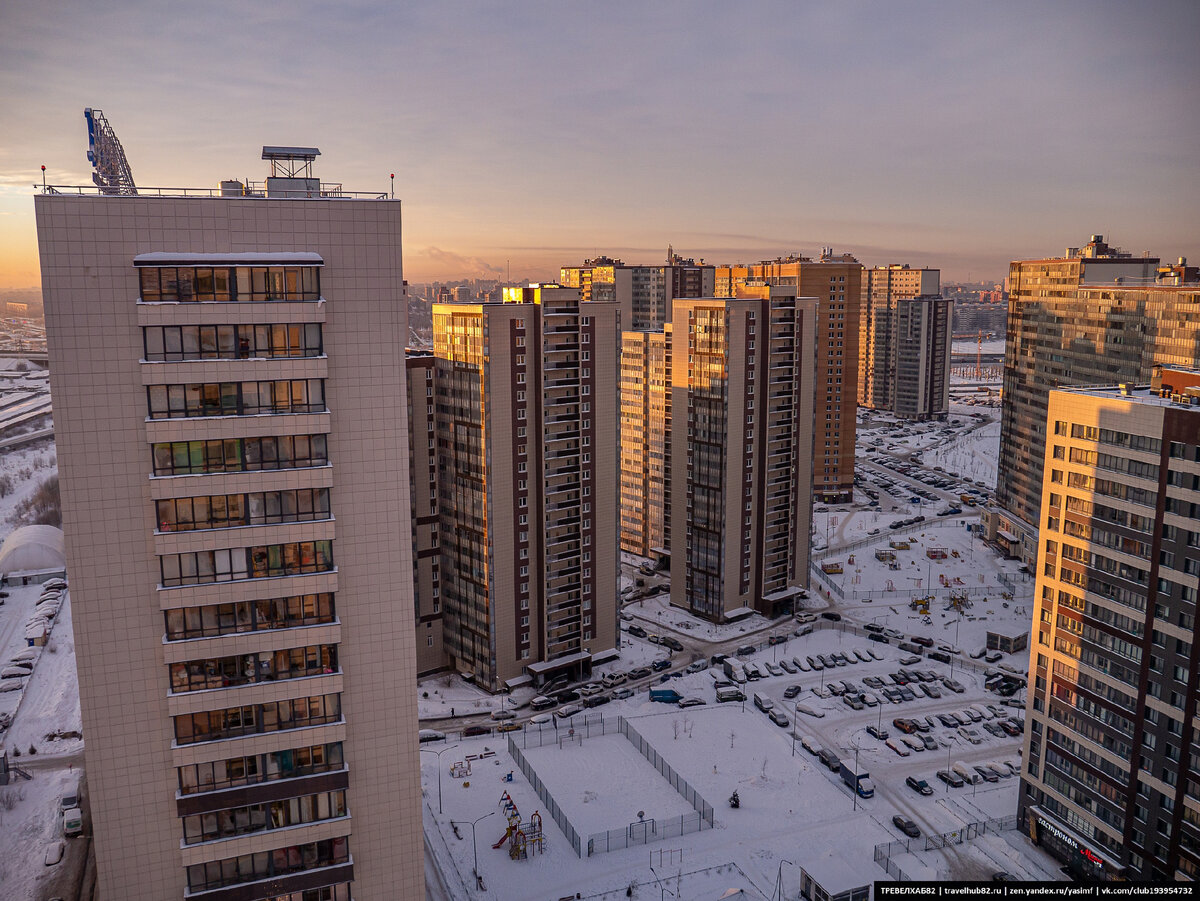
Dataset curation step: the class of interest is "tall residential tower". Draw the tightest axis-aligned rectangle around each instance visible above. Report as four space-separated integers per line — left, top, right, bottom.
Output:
36 149 423 899
989 236 1200 563
1019 368 1200 882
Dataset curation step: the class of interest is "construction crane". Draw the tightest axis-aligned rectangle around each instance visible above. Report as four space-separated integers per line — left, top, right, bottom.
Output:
84 108 137 195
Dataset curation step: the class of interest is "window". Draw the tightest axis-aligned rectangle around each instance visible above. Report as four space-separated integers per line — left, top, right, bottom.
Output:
139 265 319 303
182 790 347 845
159 540 333 587
147 380 325 419
144 323 322 362
152 435 329 476
173 693 341 745
164 593 335 641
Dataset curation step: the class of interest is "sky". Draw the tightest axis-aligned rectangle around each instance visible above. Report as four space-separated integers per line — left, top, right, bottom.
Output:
1 0 1198 290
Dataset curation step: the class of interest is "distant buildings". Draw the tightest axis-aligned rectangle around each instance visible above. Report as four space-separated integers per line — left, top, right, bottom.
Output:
715 253 863 502
668 285 817 622
1018 368 1200 882
407 350 447 676
560 247 714 330
988 236 1200 564
619 327 671 558
858 265 952 421
430 286 620 690
36 149 423 899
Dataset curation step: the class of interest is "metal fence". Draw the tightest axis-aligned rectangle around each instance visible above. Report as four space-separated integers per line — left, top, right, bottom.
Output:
587 811 708 855
874 813 1020 879
814 515 978 562
506 735 583 857
809 562 845 599
510 713 612 750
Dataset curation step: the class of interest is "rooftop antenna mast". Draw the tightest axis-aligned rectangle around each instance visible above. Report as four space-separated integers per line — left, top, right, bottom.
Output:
84 108 137 195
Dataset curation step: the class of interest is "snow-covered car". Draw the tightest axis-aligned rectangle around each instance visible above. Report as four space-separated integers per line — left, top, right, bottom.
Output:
778 659 796 674
768 708 790 728
0 666 29 680
490 709 515 720
811 685 832 699
853 648 871 663
556 704 582 718
800 736 822 755
612 688 635 700
885 739 910 757
958 727 982 745
765 662 783 677
418 729 446 743
866 725 888 740
902 735 925 753
920 734 938 751
0 681 21 693
529 713 553 725
677 697 706 708
794 703 824 718
793 657 810 672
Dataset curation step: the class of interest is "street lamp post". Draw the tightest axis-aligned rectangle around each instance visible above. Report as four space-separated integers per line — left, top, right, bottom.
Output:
451 811 496 880
419 743 459 815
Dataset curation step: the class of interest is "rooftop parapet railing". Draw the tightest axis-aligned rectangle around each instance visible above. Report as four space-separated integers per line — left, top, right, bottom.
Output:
37 183 392 200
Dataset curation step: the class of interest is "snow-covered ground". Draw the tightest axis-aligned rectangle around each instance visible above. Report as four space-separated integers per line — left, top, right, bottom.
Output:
421 627 1060 898
0 587 84 901
921 418 1000 489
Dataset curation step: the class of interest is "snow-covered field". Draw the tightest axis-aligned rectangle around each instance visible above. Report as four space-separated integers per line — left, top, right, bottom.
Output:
422 622 1061 898
921 418 1000 489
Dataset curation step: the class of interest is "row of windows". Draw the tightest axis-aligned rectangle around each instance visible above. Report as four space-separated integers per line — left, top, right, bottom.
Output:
144 323 322 361
182 789 346 845
159 540 333 587
178 741 343 796
152 434 328 476
169 643 337 694
147 380 325 419
139 265 320 303
164 593 335 641
173 693 340 745
185 837 348 893
156 488 330 532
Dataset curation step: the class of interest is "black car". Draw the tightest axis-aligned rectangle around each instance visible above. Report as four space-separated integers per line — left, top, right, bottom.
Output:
582 694 611 708
627 624 647 638
735 645 757 657
463 725 491 737
905 776 934 796
820 612 842 622
768 635 787 645
553 689 580 703
893 815 920 838
868 633 889 644
662 637 684 652
783 684 803 699
650 659 671 672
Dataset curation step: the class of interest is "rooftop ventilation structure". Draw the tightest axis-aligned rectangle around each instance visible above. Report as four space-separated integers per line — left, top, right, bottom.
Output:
262 146 321 198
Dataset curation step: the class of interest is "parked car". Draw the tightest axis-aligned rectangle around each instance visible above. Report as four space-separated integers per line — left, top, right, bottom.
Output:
685 659 709 674
491 709 515 720
973 765 999 783
820 612 842 622
778 659 796 674
801 736 822 756
736 645 757 657
627 667 651 680
806 655 824 670
556 704 582 719
893 816 920 838
985 652 1003 663
920 734 938 751
793 657 810 672
650 659 671 672
577 683 603 697
529 713 553 725
768 708 790 728
418 729 446 743
783 684 803 699
885 739 910 757
866 725 889 740
906 776 934 796
768 634 787 645
818 748 841 771
627 624 647 638
794 703 824 718
677 697 706 708
463 725 491 737
583 694 611 708
938 769 965 788
662 637 684 652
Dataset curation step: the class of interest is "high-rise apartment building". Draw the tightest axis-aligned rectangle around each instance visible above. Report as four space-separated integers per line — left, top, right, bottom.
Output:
668 285 817 623
1018 368 1200 882
858 266 952 420
560 248 714 330
36 149 423 899
989 236 1200 564
407 350 447 676
619 328 671 557
432 286 620 690
715 253 863 502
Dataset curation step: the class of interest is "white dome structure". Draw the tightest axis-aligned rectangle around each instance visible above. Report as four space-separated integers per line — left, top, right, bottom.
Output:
0 525 66 575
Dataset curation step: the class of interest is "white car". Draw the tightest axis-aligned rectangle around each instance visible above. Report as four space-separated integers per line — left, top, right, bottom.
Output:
793 657 810 672
418 729 446 743
799 735 822 755
794 703 825 718
0 666 28 680
811 685 832 699
490 709 515 721
529 713 553 725
902 735 924 753
577 683 603 697
886 739 911 757
556 704 582 718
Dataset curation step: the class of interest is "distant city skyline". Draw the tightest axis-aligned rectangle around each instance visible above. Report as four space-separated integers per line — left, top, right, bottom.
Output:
2 0 1198 291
